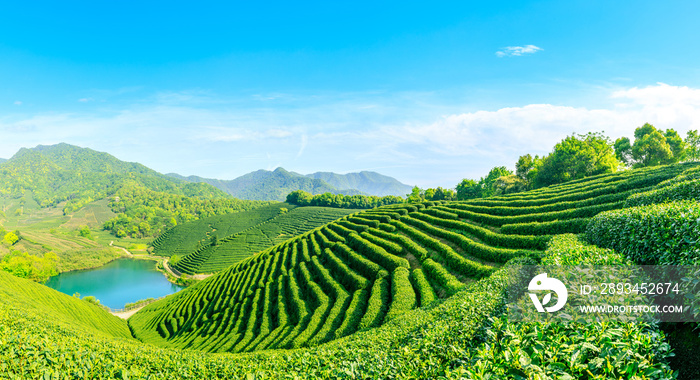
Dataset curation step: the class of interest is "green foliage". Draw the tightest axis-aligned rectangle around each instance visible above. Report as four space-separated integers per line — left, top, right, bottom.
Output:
78 225 92 239
0 250 58 282
542 234 629 266
409 268 437 307
384 267 416 321
616 123 687 168
103 181 273 238
2 231 19 245
500 217 590 235
587 199 700 264
1 157 687 378
515 153 535 180
286 189 404 208
686 129 700 162
456 178 480 200
626 178 700 207
155 204 357 274
532 132 620 188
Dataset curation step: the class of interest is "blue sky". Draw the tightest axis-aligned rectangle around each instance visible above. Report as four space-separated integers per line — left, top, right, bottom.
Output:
2 1 700 188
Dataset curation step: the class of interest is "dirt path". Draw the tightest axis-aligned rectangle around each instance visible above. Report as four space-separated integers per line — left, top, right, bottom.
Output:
162 258 180 278
162 257 213 280
109 241 133 256
111 305 145 320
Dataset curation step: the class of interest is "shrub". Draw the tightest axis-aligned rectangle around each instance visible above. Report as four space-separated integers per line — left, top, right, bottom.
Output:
358 272 390 330
587 200 700 265
346 233 410 271
409 268 436 307
384 267 416 321
626 179 700 207
421 259 464 296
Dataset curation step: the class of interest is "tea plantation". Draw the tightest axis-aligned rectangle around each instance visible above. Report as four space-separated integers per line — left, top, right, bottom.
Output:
151 203 360 274
1 162 699 378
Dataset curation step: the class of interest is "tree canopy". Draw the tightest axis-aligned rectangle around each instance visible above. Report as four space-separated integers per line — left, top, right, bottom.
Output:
286 190 403 209
614 123 686 168
531 132 620 188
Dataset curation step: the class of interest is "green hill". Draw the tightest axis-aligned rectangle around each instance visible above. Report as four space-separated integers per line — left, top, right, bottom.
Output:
152 203 360 274
0 143 228 210
0 143 273 239
2 162 698 378
168 167 412 201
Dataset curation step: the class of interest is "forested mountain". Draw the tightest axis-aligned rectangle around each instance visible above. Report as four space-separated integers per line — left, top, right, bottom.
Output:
0 158 6 164
168 167 412 201
0 143 227 211
0 143 272 237
305 171 412 197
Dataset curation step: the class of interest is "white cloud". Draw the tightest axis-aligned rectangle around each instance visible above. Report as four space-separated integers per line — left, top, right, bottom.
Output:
13 101 22 105
78 98 93 102
496 45 543 57
2 83 700 188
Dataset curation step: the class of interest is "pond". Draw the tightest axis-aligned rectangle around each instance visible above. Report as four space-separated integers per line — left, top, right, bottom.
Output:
45 258 184 310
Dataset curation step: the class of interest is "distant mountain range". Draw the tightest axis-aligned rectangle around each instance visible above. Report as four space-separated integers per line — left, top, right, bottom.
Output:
0 143 413 206
168 168 413 201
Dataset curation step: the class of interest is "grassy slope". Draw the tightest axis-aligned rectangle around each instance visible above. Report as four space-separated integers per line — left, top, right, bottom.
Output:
0 195 128 272
0 270 131 339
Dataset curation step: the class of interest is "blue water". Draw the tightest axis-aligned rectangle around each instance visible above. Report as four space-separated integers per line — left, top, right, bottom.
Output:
45 258 184 309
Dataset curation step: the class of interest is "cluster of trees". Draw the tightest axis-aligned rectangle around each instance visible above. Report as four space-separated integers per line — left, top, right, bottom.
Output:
405 186 457 203
286 190 404 209
103 183 274 238
455 124 700 200
0 251 58 283
614 123 693 167
1 226 21 246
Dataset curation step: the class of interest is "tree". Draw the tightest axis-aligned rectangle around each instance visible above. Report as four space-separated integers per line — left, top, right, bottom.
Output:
665 129 686 161
3 232 19 245
407 186 423 203
493 175 527 194
78 225 92 239
617 123 686 168
432 187 454 201
286 190 313 206
456 179 480 200
424 188 436 200
532 132 619 188
614 137 633 166
631 125 672 167
480 166 513 197
515 154 534 180
686 130 700 161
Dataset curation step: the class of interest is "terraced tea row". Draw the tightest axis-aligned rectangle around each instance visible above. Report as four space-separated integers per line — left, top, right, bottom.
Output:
130 202 518 352
171 206 360 274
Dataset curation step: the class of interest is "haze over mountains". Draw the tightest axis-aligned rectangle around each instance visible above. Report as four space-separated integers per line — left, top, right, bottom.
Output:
168 168 414 201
